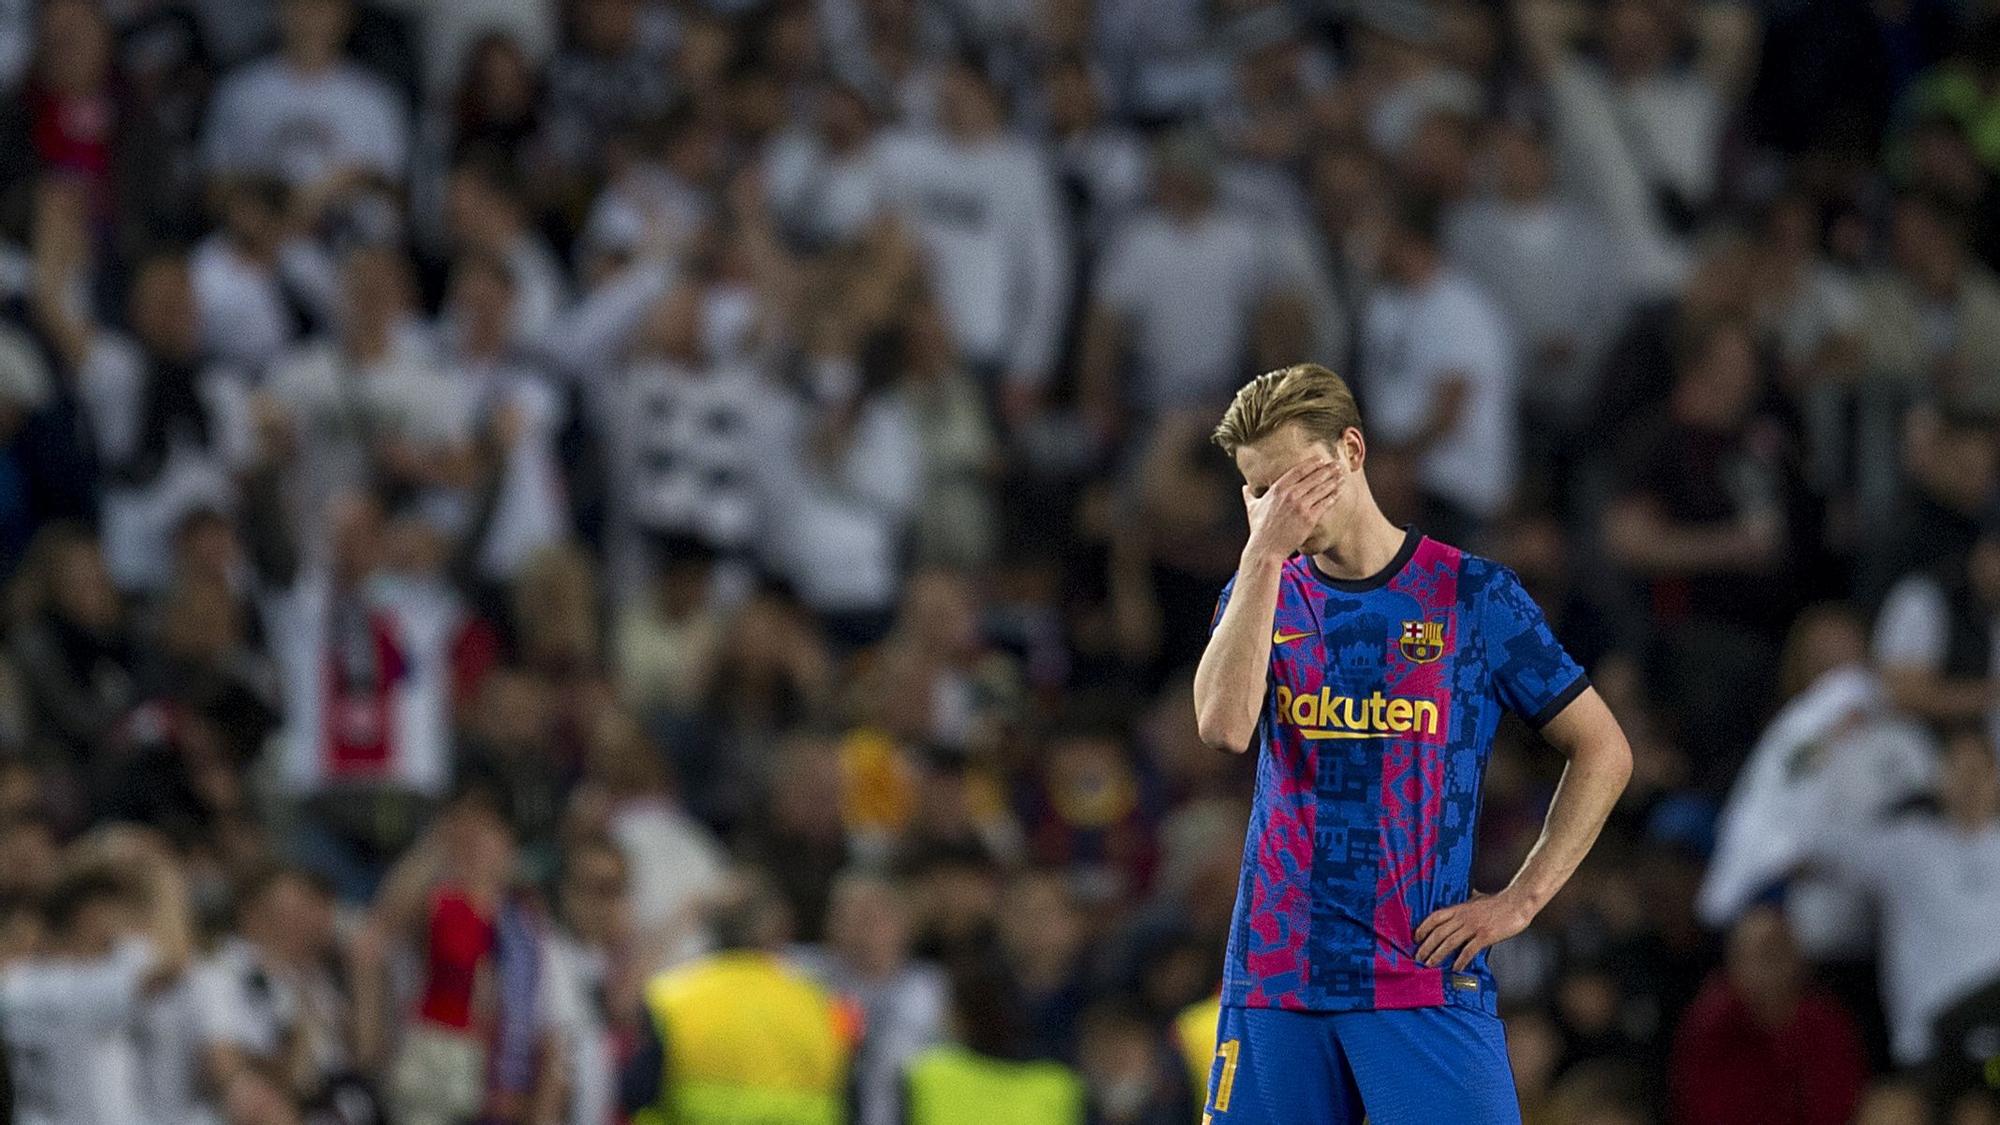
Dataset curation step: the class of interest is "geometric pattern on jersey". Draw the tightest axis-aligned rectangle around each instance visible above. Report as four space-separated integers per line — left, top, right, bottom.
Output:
1212 529 1586 1012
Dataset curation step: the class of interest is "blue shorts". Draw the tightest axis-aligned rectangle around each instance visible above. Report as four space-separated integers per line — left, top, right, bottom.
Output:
1201 997 1520 1125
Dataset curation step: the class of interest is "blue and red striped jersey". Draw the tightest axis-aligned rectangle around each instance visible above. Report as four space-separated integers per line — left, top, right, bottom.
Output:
1213 529 1587 1012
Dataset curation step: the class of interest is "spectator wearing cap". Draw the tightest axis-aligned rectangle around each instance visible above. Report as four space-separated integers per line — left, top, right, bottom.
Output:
1808 725 2000 1067
1358 191 1518 542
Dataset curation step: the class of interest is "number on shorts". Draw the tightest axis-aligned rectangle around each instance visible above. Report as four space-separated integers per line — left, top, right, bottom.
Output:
1212 1038 1240 1112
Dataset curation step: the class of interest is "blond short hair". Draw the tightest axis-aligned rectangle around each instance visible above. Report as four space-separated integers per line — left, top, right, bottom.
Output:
1212 363 1363 454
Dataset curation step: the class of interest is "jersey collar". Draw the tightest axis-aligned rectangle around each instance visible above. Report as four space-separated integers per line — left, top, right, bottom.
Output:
1305 526 1422 593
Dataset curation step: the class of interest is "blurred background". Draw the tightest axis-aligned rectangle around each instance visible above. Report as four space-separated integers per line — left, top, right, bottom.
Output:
2 0 2000 1122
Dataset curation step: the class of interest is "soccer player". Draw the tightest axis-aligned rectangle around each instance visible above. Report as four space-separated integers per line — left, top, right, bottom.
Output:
1192 364 1632 1123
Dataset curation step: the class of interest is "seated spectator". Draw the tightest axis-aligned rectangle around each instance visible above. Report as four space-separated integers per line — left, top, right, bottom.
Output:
615 535 730 721
1809 724 2000 1067
1076 998 1194 1125
7 525 136 780
996 869 1091 1062
1668 905 1867 1125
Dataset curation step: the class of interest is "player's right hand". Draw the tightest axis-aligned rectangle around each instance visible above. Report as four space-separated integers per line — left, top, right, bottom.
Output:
1242 458 1344 565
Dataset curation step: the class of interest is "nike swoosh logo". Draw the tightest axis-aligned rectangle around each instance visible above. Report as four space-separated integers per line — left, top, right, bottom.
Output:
1273 629 1314 645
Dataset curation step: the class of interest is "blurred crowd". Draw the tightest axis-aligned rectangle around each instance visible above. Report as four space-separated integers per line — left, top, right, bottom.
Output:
2 0 2000 1123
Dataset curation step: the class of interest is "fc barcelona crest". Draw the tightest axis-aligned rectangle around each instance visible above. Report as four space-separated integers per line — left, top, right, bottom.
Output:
1399 619 1445 664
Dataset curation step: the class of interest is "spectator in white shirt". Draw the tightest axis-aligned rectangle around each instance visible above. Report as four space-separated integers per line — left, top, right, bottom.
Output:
442 148 569 348
31 198 256 593
542 0 677 177
1516 0 1753 298
546 834 641 1125
1078 130 1305 441
791 873 947 1125
876 59 1071 427
1446 118 1622 449
190 176 341 378
197 865 376 1122
1360 192 1518 539
1 828 195 1125
1809 725 2000 1066
1701 604 1937 961
202 0 409 192
1041 56 1149 248
763 82 889 255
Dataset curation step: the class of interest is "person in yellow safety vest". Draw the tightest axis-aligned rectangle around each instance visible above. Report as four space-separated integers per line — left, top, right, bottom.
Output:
900 956 1086 1125
1173 993 1222 1107
620 871 859 1124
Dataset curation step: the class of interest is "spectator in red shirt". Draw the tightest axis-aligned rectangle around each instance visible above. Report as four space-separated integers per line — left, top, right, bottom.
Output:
1669 904 1867 1125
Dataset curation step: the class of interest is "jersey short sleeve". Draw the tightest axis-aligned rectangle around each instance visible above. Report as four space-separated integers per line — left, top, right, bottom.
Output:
1210 574 1238 634
1481 565 1588 728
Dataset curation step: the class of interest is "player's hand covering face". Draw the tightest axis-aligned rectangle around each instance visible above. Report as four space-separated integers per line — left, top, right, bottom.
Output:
1240 455 1345 562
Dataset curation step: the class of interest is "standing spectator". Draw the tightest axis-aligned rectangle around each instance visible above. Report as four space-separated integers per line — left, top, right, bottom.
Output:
541 0 677 180
620 872 854 1125
876 58 1071 427
899 956 1086 1125
0 828 194 1125
197 865 379 1121
545 834 639 1125
8 526 135 787
441 149 569 347
189 177 339 377
1669 905 1868 1125
1603 319 1792 764
792 872 949 1125
1359 192 1518 541
1810 725 2000 1067
1077 131 1304 440
1445 118 1621 492
1860 190 2000 419
202 0 409 193
31 187 255 594
763 82 889 255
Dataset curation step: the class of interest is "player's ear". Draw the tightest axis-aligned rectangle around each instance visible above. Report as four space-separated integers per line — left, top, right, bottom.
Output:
1342 426 1366 471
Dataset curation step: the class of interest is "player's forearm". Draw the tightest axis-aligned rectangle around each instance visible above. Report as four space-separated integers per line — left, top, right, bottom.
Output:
1506 724 1631 912
1193 553 1283 753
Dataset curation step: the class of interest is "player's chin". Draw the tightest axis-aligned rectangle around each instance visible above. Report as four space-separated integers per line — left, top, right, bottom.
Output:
1298 532 1332 556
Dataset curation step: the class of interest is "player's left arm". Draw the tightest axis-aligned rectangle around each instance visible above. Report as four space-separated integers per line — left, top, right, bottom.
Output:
1416 565 1631 971
1417 688 1631 970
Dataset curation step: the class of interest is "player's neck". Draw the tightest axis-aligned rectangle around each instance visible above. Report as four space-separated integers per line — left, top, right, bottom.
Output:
1313 502 1408 582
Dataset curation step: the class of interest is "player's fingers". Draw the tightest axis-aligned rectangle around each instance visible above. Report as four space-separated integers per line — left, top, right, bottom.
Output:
1416 920 1464 965
1413 908 1452 943
1452 938 1487 973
